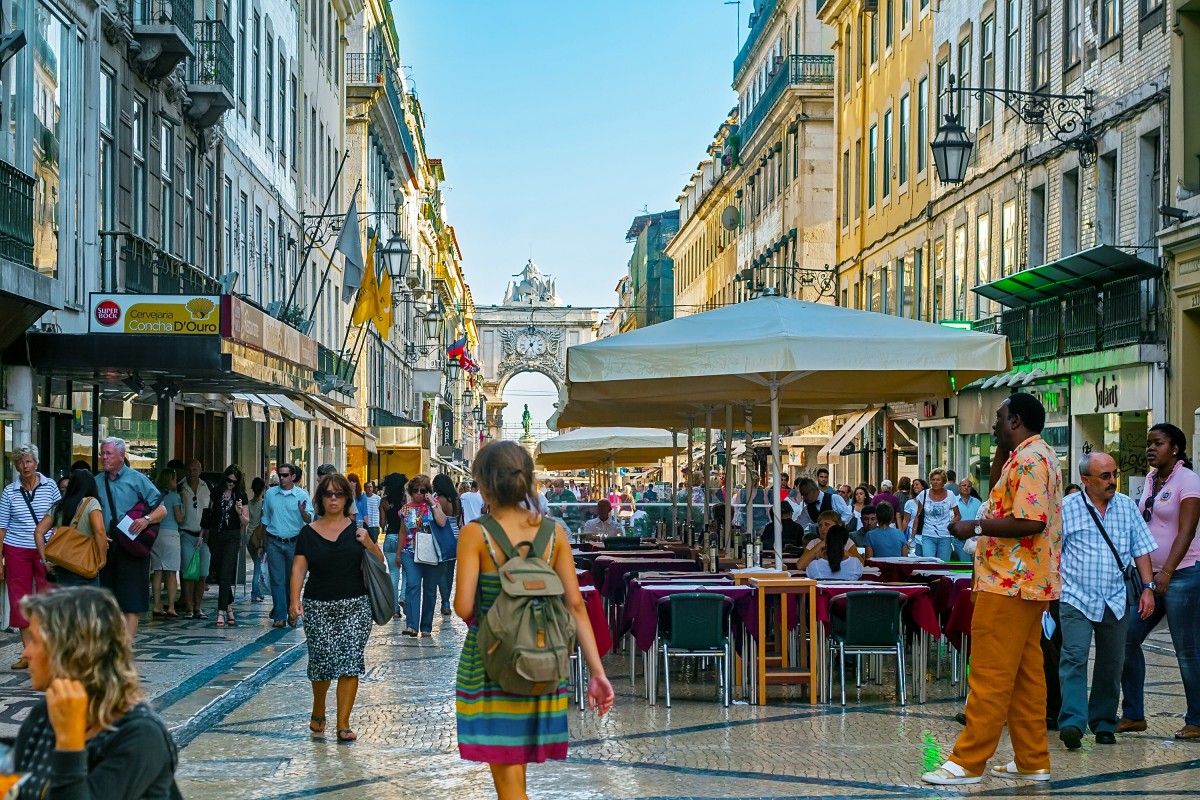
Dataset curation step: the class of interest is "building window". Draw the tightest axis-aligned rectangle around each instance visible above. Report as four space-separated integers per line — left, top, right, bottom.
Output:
917 77 928 173
1061 168 1080 255
882 110 892 199
953 225 969 318
842 150 851 226
980 17 995 124
936 59 950 120
912 248 923 319
868 124 878 209
1142 0 1163 12
1029 183 1046 267
223 178 232 271
184 144 196 265
132 97 146 237
854 139 862 219
1097 152 1118 245
885 0 894 47
870 13 878 63
254 207 263 303
279 54 288 158
265 34 274 142
903 0 911 28
1064 0 1081 68
1034 0 1050 87
1001 199 1017 277
898 93 910 185
957 37 972 128
160 123 174 253
857 20 864 80
204 162 216 275
291 75 299 165
1101 0 1121 41
899 257 914 317
868 272 880 312
239 192 249 280
933 238 946 320
237 0 246 114
1138 132 1162 248
268 218 277 303
252 13 261 126
1005 0 1021 90
843 25 852 94
99 69 114 232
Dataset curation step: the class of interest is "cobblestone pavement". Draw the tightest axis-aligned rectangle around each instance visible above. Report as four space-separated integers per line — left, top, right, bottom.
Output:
4 593 1199 799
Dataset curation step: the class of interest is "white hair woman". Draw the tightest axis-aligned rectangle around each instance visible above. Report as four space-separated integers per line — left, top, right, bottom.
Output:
0 443 62 669
12 587 181 797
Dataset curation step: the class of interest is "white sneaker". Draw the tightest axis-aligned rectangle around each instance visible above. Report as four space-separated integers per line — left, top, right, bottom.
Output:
990 760 1051 781
921 761 983 785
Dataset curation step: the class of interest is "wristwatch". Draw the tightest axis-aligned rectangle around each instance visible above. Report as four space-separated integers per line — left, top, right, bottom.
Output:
1143 581 1157 591
972 523 982 536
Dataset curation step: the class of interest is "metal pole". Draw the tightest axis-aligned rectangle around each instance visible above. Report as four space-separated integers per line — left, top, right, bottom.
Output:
307 179 364 322
686 417 695 546
671 429 679 538
770 382 783 570
285 149 351 312
90 384 100 471
724 404 734 552
743 403 755 556
703 406 712 550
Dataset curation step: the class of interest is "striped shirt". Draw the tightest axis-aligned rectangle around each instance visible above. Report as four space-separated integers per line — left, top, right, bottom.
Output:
1061 491 1157 622
365 494 381 528
0 473 62 549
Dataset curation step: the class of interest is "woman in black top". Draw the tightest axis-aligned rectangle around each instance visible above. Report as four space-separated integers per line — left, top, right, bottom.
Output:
289 472 381 743
206 465 249 627
14 587 180 799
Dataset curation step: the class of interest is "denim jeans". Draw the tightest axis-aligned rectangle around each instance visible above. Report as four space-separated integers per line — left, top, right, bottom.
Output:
919 535 954 561
1059 602 1128 734
401 549 439 633
247 546 267 599
265 535 296 624
950 537 971 563
1122 562 1200 725
438 559 455 611
382 534 401 615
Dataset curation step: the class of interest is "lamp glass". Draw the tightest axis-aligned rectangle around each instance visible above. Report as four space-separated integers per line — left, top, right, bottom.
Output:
423 307 442 341
473 403 484 425
930 114 974 184
447 358 462 381
382 233 412 281
462 387 474 407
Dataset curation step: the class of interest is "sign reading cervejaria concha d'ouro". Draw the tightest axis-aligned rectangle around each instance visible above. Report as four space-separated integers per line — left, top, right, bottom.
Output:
89 294 221 335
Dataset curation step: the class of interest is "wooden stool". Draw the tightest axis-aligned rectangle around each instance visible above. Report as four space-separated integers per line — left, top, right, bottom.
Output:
748 578 817 705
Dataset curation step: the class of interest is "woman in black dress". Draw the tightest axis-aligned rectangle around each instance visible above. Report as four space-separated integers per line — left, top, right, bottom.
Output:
289 472 381 743
206 465 249 627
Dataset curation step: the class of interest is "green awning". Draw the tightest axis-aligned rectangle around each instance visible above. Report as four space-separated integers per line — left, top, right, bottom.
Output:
971 245 1160 308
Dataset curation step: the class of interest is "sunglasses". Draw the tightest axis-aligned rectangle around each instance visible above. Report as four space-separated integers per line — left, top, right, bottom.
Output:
1143 495 1157 523
322 490 346 499
225 476 238 484
277 472 292 479
413 488 430 495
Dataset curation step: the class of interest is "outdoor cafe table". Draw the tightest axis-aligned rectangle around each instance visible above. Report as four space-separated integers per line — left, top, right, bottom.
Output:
813 582 941 703
595 557 700 601
577 584 612 657
622 581 755 704
866 557 966 583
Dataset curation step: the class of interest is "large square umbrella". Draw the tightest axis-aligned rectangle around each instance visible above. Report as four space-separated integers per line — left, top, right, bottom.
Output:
557 296 1010 567
535 426 679 470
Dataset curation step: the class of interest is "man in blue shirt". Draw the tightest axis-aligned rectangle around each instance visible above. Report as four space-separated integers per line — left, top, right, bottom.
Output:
864 502 908 558
1058 452 1157 749
97 437 165 640
260 463 313 627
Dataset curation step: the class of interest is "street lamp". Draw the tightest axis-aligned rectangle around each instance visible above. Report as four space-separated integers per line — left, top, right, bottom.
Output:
931 73 1096 184
381 233 412 282
447 356 462 382
473 401 485 427
462 387 474 409
423 297 443 342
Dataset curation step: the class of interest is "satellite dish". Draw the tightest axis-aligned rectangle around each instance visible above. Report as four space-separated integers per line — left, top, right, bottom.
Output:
720 206 740 231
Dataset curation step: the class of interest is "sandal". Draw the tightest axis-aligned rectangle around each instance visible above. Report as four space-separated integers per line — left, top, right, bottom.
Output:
194 610 209 621
309 716 326 735
152 610 167 618
226 611 237 627
401 628 417 637
272 620 286 629
215 612 226 628
10 658 29 670
165 610 179 619
336 729 357 743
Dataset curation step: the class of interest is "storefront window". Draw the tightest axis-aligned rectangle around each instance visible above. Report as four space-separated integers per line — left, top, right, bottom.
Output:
1076 411 1148 496
288 418 309 481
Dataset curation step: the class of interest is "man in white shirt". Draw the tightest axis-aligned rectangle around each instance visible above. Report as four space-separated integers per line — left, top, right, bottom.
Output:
178 459 211 617
582 500 624 537
460 480 485 525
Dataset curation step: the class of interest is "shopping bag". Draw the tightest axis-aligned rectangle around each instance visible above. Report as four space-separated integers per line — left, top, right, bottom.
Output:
182 547 203 582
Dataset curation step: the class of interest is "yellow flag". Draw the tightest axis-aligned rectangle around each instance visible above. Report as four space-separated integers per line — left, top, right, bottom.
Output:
351 231 380 327
374 265 393 340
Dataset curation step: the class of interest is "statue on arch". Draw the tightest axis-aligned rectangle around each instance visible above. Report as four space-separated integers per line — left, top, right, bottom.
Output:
521 403 533 439
503 259 560 306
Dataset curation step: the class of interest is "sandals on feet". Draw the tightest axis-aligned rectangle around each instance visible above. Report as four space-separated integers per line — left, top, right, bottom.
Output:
226 611 237 627
215 612 226 628
309 716 326 735
401 628 417 637
336 729 357 743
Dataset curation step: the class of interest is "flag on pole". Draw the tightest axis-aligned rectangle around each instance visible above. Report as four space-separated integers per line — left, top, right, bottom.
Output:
373 250 393 340
351 230 379 327
336 198 365 305
446 337 467 362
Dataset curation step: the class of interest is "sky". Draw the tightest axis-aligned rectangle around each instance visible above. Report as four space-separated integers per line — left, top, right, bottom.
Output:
392 0 741 311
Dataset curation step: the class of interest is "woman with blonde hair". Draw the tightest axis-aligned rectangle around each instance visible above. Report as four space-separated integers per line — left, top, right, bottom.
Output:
455 441 612 799
12 586 180 797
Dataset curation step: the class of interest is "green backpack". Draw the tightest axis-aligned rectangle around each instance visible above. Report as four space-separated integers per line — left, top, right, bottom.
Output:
477 514 577 696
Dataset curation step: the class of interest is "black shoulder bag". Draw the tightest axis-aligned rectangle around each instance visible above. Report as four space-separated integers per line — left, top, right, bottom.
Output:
1082 499 1143 605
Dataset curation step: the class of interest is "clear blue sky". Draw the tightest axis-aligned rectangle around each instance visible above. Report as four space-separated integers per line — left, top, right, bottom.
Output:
392 0 741 309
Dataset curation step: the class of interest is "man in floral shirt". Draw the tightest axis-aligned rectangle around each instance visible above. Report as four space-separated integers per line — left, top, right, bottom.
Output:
923 392 1063 786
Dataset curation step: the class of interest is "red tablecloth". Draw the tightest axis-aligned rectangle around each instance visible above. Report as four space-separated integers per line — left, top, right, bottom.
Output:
866 558 967 583
623 582 755 652
595 557 701 600
579 585 612 656
933 575 975 651
815 583 940 638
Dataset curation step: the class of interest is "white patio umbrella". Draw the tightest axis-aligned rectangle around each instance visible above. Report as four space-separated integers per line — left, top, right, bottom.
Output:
535 426 679 470
558 296 1011 567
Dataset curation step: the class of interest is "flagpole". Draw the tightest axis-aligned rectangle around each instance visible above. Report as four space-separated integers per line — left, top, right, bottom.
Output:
284 149 351 314
306 178 364 323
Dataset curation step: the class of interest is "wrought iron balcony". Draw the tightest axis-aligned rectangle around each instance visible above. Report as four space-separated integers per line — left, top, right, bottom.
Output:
186 19 234 128
0 159 35 268
317 343 357 385
739 55 834 145
346 52 385 85
100 231 220 295
131 0 195 79
733 0 778 80
972 276 1160 364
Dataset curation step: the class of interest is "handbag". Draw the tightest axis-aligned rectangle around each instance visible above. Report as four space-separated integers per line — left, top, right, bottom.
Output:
431 519 458 563
200 505 220 531
911 490 927 539
44 501 106 579
181 545 203 582
103 474 158 559
413 527 441 565
361 547 393 625
1083 499 1143 604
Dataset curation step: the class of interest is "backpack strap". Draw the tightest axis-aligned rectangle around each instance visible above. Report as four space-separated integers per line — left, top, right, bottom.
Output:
477 514 517 560
530 517 557 563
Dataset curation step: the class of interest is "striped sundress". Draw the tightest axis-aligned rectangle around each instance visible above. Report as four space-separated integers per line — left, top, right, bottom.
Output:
456 531 570 764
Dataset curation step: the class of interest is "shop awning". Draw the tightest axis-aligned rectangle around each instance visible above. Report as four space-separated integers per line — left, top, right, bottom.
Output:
0 257 60 350
256 393 285 423
967 367 1048 390
264 394 315 421
302 393 378 454
817 409 880 463
231 393 268 421
971 245 1161 308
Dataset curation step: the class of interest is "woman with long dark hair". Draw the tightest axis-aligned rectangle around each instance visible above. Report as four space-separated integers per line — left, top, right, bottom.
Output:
32 469 108 588
1121 423 1200 739
397 474 447 637
432 473 461 616
206 465 249 627
802 524 864 580
379 473 407 620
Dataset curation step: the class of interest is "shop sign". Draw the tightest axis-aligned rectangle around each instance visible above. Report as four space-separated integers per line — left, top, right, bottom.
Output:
1070 366 1152 416
440 408 454 449
923 400 942 418
221 295 317 370
88 294 220 335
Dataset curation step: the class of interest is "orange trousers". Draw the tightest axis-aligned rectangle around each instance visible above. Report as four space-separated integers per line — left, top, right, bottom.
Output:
950 591 1050 775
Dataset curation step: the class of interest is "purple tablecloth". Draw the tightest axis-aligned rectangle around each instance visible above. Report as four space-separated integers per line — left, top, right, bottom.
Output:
623 583 755 652
594 557 700 598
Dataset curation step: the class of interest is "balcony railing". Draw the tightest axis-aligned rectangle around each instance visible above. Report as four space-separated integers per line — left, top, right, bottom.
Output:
346 52 385 84
0 160 35 268
317 343 357 384
733 0 778 79
973 276 1160 363
190 20 233 94
739 54 834 144
100 231 220 294
133 0 195 44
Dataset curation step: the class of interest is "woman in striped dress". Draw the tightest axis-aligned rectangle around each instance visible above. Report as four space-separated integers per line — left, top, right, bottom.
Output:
454 441 613 799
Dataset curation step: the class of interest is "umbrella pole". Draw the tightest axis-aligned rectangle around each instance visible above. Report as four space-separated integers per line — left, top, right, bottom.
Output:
724 404 734 554
771 381 783 571
671 429 679 539
743 403 755 563
704 407 714 570
686 418 695 546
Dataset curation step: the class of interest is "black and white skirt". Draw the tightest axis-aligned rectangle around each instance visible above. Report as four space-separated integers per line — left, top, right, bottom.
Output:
302 595 372 681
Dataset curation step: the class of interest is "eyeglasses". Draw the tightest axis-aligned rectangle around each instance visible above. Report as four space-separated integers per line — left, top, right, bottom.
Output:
1094 470 1121 482
322 490 346 499
277 471 292 479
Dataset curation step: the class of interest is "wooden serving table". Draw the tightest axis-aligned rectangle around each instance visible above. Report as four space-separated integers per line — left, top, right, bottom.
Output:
745 577 818 705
